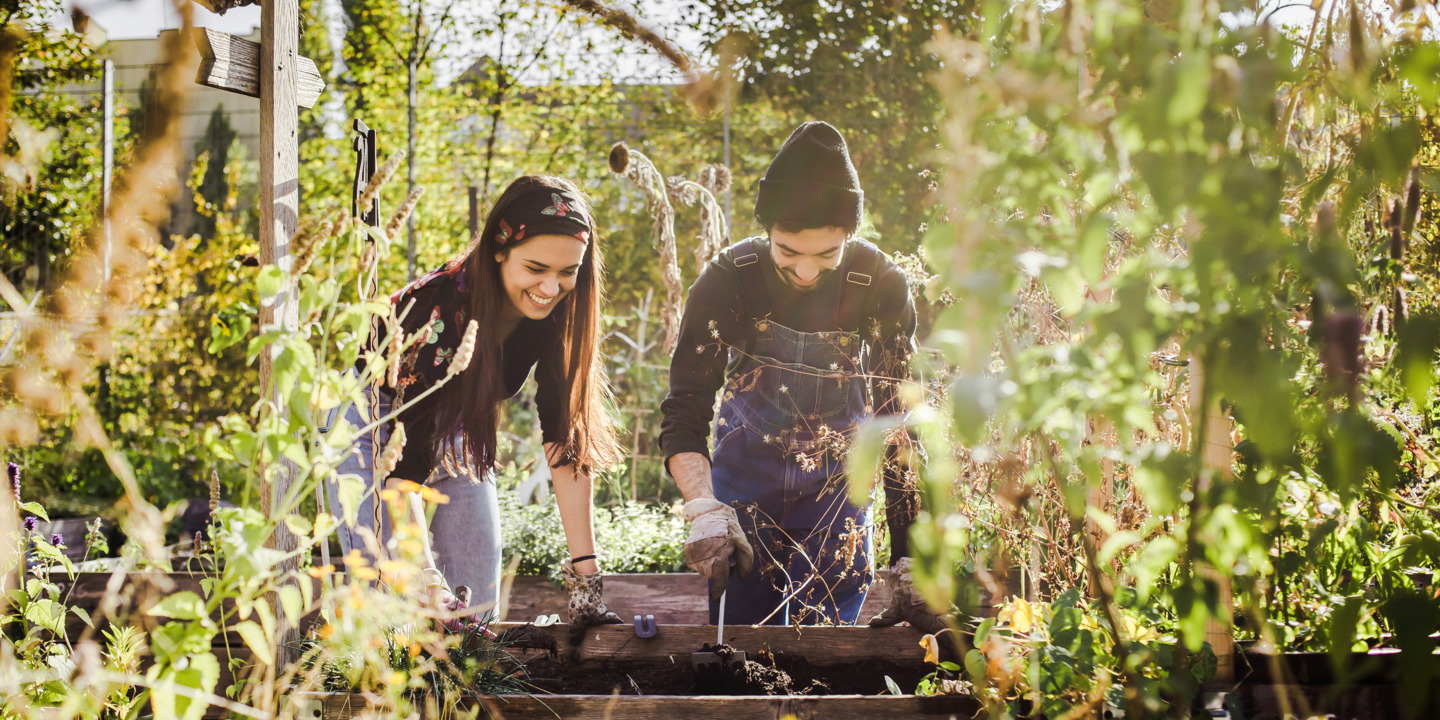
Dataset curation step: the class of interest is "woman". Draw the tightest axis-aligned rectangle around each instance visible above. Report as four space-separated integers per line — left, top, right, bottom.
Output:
327 175 625 636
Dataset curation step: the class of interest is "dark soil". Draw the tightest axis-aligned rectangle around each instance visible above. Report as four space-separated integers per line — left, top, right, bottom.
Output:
496 625 560 658
512 643 932 697
692 644 826 695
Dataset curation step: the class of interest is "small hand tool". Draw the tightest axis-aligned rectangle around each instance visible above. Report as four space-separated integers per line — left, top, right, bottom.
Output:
691 589 745 670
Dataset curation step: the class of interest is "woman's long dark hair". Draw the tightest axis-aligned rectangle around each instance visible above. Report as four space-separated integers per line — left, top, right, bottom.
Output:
432 175 622 476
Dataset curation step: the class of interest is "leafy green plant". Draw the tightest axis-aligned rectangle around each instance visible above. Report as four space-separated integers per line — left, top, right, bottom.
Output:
848 0 1440 717
500 492 686 582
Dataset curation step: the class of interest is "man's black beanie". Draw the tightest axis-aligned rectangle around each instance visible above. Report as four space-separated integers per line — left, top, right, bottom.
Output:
754 121 864 232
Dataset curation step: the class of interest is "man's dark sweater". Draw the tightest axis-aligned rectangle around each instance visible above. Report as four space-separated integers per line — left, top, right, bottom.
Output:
659 237 920 559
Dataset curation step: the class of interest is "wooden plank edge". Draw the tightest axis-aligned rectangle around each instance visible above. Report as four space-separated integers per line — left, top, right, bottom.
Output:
493 622 935 665
310 691 979 720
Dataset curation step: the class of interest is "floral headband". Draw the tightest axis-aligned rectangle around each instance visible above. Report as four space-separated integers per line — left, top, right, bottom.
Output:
495 189 593 246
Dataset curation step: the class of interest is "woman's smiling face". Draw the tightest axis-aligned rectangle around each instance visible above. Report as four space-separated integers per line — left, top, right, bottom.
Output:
496 233 589 321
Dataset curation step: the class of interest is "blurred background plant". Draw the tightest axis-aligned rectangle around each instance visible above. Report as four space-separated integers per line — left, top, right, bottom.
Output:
852 0 1440 716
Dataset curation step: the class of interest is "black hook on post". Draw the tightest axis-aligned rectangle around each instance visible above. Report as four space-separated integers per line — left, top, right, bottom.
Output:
352 118 379 227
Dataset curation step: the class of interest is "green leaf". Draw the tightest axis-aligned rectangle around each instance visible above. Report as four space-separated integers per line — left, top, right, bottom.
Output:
974 617 995 646
19 501 49 521
1328 594 1364 679
964 648 987 683
256 265 286 305
24 598 64 634
279 584 303 627
146 591 209 623
1167 54 1211 125
1128 537 1180 602
1395 311 1440 412
335 473 367 526
884 675 904 696
232 620 273 666
283 514 313 537
70 605 94 628
151 652 221 720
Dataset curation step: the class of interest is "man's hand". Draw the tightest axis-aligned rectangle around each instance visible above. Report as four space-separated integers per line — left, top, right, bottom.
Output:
869 557 950 635
682 498 755 602
560 559 624 645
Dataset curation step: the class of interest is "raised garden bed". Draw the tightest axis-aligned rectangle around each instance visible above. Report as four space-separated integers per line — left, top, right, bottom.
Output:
307 623 975 719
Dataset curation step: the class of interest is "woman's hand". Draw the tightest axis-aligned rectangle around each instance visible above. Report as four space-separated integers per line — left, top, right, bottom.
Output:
560 559 624 644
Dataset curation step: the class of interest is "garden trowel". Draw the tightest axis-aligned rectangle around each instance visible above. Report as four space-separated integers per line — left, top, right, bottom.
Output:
691 589 746 670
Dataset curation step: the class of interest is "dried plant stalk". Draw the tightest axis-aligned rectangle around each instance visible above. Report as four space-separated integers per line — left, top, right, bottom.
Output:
667 163 730 272
609 142 683 354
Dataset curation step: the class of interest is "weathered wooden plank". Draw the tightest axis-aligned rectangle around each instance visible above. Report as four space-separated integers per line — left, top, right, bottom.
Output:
504 573 712 624
314 692 979 720
503 568 1021 625
492 622 938 666
192 28 324 108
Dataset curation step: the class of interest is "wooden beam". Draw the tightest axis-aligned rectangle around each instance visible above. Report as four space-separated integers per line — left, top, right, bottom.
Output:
192 28 324 108
315 693 979 720
190 0 260 13
259 0 302 673
490 623 935 666
1191 357 1236 685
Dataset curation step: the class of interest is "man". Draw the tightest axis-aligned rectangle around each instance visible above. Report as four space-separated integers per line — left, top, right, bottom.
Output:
660 121 942 630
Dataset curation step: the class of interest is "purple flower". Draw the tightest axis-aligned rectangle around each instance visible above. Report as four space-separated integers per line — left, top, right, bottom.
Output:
23 516 37 531
7 461 19 503
50 533 64 547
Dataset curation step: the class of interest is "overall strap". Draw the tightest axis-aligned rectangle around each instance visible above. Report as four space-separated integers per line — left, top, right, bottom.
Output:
731 237 771 327
835 240 883 332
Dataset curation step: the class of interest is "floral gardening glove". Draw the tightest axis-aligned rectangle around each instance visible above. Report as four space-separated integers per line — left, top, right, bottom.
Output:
682 498 755 603
868 557 951 635
560 559 624 645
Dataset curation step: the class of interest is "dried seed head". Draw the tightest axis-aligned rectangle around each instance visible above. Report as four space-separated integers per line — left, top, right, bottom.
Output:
375 423 407 483
387 329 403 388
385 187 425 243
609 142 630 174
1321 309 1365 401
449 319 478 377
209 470 220 514
359 149 407 217
699 164 731 195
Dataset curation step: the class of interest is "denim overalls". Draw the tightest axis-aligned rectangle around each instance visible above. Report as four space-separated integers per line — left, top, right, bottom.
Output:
709 238 882 626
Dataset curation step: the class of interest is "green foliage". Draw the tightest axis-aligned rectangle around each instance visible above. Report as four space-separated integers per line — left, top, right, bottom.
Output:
0 0 107 293
500 491 686 583
863 0 1440 714
687 0 974 250
15 141 259 518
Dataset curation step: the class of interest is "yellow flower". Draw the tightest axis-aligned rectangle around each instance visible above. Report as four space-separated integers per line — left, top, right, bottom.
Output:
386 670 406 686
351 567 379 581
920 634 940 664
307 564 335 578
1000 597 1034 634
391 479 426 495
419 485 450 505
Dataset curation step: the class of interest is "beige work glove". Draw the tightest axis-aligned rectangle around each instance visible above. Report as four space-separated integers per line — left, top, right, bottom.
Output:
682 498 755 603
868 557 951 635
559 559 624 645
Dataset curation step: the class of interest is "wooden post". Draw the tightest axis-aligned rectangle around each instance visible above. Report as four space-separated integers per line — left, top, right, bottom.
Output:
259 0 302 670
1190 357 1235 684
